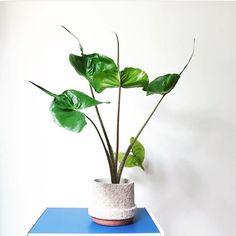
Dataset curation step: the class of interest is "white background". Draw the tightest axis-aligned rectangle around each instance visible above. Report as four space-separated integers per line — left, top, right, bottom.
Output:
0 1 236 236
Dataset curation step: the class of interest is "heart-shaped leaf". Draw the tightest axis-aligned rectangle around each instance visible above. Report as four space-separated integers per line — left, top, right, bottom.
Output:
50 90 105 132
29 81 107 132
145 73 180 95
69 53 119 93
51 104 87 133
121 67 149 89
118 137 145 170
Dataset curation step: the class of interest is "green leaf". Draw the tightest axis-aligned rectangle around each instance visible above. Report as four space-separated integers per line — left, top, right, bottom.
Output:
145 73 180 95
69 53 119 93
118 137 145 170
29 82 106 132
121 67 149 88
50 90 105 132
51 104 87 133
53 90 104 110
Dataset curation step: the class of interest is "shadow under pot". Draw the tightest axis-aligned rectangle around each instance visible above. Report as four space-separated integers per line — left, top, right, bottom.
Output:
88 178 137 226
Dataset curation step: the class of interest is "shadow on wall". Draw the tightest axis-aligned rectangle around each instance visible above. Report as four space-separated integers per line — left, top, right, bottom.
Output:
128 108 235 236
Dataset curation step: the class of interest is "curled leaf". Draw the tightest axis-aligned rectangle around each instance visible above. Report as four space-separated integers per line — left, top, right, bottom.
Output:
121 67 149 89
144 73 180 95
29 82 108 132
145 39 195 96
69 53 119 93
118 137 145 170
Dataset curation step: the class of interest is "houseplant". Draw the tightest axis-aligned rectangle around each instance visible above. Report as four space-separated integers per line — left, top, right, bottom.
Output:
29 26 195 226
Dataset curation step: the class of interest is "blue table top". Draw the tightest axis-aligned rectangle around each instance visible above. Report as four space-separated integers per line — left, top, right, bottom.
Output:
29 208 160 234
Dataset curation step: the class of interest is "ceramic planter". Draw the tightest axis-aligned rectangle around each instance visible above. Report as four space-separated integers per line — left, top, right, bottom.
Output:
88 178 137 226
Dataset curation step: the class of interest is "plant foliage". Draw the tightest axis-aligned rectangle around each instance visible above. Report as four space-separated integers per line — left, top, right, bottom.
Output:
29 27 195 183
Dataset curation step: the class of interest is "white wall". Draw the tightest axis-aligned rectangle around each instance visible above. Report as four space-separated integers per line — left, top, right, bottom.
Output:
0 1 236 236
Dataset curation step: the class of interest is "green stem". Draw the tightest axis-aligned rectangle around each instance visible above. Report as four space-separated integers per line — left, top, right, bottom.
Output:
117 94 166 181
86 115 116 183
115 33 121 175
115 86 121 172
89 86 116 183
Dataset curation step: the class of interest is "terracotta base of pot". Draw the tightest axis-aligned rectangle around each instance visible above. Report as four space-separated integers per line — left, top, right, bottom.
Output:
92 216 134 226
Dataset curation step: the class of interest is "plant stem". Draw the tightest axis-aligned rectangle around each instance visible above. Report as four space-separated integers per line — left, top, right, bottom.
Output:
117 94 166 181
115 86 121 172
179 38 196 76
61 25 84 55
115 33 121 174
89 85 116 183
86 115 116 183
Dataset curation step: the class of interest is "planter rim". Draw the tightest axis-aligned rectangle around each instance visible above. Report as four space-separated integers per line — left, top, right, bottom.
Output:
94 178 134 185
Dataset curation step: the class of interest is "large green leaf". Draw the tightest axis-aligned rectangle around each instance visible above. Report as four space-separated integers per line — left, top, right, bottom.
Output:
53 90 104 110
50 90 104 132
145 73 180 95
69 53 119 93
121 67 149 88
51 104 87 133
29 81 106 132
118 137 145 170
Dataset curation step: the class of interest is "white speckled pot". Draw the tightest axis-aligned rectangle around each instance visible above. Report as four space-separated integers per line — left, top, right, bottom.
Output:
88 178 137 225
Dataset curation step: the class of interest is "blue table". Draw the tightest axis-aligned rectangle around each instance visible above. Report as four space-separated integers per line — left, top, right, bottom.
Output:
28 208 164 235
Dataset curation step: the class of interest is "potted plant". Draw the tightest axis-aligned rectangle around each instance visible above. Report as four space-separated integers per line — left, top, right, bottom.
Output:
29 26 195 226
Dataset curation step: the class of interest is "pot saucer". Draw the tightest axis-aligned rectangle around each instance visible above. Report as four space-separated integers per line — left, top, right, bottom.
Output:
92 216 134 226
